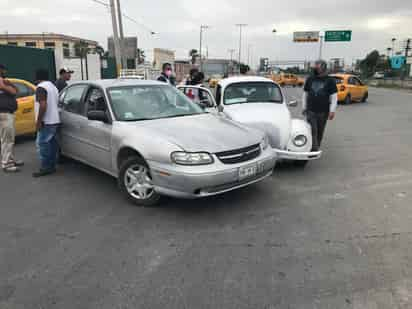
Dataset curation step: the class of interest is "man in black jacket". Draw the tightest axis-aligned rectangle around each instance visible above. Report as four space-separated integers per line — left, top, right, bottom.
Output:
157 63 174 85
0 64 23 172
302 60 338 151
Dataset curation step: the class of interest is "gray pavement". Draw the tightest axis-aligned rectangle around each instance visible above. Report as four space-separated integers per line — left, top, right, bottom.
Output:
1 87 412 308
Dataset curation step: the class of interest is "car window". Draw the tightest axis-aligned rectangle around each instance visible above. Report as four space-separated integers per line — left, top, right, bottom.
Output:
107 85 205 121
223 82 283 105
181 87 215 108
353 77 362 86
348 77 356 85
62 84 88 115
12 82 34 99
85 87 107 114
333 77 344 84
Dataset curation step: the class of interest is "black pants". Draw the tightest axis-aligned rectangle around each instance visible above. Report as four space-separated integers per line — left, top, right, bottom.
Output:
306 111 329 151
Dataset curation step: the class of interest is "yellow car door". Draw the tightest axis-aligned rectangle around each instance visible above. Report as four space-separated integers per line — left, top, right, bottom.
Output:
9 79 36 136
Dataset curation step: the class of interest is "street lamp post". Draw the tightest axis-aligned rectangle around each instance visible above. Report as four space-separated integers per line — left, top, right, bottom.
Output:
199 25 209 72
236 24 247 74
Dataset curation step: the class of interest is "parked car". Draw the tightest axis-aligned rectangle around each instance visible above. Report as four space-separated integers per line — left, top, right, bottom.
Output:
330 74 368 104
178 76 321 167
8 78 36 136
373 71 385 79
58 79 277 206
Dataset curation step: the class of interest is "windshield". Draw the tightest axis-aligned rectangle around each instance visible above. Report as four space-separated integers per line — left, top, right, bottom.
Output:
332 76 344 84
223 82 283 105
107 85 205 121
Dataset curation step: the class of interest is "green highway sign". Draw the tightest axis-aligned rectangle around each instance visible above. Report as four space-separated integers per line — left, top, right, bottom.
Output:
325 30 352 42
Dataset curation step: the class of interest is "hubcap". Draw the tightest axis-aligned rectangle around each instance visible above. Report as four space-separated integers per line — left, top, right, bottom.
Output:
124 164 154 200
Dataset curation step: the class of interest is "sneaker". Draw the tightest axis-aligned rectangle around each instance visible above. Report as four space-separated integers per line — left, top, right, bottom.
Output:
3 165 20 173
32 168 56 178
10 160 24 167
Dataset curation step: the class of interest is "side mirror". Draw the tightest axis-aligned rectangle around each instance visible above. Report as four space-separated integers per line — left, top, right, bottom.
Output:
288 100 298 107
87 110 109 123
217 104 224 113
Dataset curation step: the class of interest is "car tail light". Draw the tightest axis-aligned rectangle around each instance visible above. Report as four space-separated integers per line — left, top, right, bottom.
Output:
340 85 346 92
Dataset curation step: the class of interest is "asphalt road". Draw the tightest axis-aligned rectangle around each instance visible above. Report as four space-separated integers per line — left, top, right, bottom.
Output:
1 87 412 309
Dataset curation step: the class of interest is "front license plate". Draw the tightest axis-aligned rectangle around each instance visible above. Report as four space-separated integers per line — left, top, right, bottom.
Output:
238 164 258 180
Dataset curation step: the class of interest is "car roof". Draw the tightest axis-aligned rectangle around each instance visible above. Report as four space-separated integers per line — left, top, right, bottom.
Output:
330 73 356 79
70 79 166 89
218 76 276 88
7 78 36 88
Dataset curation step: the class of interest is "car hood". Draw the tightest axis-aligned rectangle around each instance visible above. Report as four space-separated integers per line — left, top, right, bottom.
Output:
122 113 263 153
223 103 291 148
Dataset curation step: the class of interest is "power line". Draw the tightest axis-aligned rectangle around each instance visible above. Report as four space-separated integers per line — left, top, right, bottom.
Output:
90 0 156 34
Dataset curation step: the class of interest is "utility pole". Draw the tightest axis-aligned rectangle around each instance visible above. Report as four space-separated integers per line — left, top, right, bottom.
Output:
199 25 209 72
109 0 122 75
228 49 236 75
236 24 247 73
116 0 126 69
319 35 324 60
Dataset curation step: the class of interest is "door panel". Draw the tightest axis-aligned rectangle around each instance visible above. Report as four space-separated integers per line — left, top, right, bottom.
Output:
12 82 35 135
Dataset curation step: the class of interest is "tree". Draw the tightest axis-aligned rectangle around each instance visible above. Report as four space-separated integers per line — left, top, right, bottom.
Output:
74 40 91 80
359 50 380 78
137 48 146 65
239 63 250 74
189 49 199 65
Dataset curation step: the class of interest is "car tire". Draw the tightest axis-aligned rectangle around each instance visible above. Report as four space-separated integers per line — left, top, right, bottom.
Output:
293 160 308 168
118 156 160 207
344 94 352 105
362 92 368 102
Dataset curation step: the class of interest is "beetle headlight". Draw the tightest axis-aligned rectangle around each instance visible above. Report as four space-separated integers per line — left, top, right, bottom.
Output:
260 135 269 150
171 152 214 165
293 135 307 147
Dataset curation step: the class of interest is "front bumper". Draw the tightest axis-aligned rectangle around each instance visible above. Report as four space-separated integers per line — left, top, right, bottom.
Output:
274 149 322 161
147 148 277 199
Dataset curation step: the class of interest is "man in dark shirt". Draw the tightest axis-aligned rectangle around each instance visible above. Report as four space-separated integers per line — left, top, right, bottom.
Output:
157 63 174 85
0 64 23 172
55 67 74 92
302 60 338 151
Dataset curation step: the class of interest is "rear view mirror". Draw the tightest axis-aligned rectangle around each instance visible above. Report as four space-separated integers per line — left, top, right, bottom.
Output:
288 100 298 107
87 110 109 123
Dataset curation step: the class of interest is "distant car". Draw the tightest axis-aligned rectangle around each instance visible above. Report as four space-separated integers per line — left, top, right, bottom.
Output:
330 74 368 105
8 78 36 136
270 73 304 87
373 72 385 79
58 79 277 206
178 76 322 167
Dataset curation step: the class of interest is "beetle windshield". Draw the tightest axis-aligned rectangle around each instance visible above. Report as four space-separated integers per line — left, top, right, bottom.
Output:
107 85 205 121
223 82 283 105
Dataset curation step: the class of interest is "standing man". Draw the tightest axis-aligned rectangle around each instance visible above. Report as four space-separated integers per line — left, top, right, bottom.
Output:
302 60 338 151
55 67 74 92
157 63 174 85
33 69 60 177
0 64 23 173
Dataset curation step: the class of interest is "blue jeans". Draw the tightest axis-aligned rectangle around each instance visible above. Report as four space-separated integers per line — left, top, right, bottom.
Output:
36 124 59 170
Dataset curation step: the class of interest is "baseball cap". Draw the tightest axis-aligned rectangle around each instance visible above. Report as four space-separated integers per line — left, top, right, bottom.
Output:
59 67 74 74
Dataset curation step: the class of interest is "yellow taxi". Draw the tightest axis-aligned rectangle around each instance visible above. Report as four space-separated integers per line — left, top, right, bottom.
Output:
208 75 222 88
7 78 37 136
330 74 368 104
269 73 304 87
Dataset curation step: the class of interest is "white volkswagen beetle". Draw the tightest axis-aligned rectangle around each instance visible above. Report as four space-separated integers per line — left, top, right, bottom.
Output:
178 76 321 167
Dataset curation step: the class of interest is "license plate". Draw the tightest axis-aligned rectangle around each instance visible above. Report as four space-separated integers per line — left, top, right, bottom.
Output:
239 164 260 180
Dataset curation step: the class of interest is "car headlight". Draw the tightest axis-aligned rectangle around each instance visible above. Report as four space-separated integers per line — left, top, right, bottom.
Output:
293 134 307 147
171 152 214 165
260 135 269 150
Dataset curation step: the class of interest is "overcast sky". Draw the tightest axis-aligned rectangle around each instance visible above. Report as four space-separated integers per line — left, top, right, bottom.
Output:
1 0 411 67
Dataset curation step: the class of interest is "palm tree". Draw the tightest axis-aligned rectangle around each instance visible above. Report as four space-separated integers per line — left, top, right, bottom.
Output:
74 40 90 80
189 49 199 65
137 48 146 65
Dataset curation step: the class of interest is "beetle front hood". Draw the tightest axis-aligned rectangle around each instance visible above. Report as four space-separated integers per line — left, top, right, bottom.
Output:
122 113 264 153
223 103 291 148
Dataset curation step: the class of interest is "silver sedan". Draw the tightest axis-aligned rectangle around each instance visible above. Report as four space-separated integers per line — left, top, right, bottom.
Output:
59 79 277 206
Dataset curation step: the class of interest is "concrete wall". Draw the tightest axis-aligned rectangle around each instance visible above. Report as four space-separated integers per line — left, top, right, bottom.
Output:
55 50 101 81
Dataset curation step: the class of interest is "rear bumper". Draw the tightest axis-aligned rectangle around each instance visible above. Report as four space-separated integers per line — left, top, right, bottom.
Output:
275 149 322 161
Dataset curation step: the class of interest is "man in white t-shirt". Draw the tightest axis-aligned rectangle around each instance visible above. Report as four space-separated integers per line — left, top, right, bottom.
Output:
33 69 61 178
